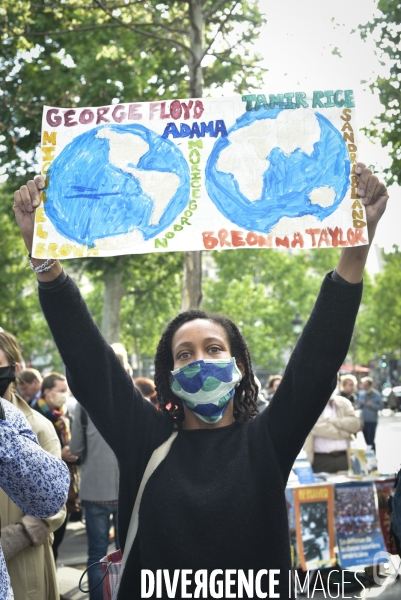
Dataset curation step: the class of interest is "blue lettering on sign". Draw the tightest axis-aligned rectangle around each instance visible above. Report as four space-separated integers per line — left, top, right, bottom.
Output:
162 120 228 139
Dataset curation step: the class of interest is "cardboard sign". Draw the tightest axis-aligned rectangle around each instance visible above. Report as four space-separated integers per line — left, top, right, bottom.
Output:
34 90 366 259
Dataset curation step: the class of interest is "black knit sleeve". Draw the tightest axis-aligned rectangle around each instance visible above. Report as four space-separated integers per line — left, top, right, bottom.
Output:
262 271 363 481
38 274 173 462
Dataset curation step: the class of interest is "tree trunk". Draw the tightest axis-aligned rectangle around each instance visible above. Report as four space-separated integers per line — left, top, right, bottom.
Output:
181 0 205 311
101 270 125 343
188 0 204 98
181 250 202 311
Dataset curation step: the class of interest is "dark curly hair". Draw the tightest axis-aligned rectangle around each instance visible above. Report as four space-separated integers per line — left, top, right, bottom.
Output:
154 309 259 424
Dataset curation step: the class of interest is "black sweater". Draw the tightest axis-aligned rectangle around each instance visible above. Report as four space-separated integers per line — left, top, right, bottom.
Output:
38 271 362 599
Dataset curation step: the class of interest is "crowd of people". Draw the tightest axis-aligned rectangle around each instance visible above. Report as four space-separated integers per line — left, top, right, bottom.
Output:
0 161 389 599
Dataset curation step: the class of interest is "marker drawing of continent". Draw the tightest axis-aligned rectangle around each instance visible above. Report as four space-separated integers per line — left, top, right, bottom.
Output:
97 129 180 225
216 107 321 201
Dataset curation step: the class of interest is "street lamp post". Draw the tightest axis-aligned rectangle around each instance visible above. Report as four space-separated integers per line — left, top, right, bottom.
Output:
290 312 303 354
291 312 303 337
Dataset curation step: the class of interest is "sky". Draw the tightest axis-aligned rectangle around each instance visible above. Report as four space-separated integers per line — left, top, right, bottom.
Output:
254 0 401 264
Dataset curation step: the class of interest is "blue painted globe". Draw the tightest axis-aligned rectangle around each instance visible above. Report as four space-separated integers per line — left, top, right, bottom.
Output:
205 107 350 233
46 124 190 246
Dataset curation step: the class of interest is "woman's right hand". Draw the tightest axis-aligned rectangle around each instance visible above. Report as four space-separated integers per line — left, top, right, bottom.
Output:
13 175 45 254
61 445 79 463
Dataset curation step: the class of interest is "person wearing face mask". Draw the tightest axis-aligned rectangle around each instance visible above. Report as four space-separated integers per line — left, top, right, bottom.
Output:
33 372 81 562
13 163 389 598
0 330 68 600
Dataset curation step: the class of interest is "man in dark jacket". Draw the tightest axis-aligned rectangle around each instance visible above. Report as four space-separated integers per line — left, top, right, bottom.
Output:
358 376 383 452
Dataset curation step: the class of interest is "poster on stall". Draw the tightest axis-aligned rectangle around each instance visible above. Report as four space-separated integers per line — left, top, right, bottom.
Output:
375 479 395 552
33 89 367 259
294 485 336 571
334 482 387 568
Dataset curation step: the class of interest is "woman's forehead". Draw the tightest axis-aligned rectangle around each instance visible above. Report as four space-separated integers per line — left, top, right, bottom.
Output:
172 319 229 347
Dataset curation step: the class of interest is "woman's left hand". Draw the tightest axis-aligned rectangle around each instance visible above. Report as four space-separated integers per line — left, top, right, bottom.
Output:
355 162 389 233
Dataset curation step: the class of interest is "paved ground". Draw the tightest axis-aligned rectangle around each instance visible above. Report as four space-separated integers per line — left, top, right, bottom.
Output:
375 410 401 475
56 412 401 599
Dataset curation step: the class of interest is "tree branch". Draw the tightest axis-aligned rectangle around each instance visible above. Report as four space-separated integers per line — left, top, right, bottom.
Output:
15 22 123 38
30 0 146 8
127 265 180 298
203 0 232 21
209 51 267 73
200 1 241 66
93 0 194 58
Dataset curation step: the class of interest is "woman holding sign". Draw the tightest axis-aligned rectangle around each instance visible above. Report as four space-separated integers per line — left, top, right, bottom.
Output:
13 163 388 599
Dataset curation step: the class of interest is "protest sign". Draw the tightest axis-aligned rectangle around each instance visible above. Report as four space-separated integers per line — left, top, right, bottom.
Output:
334 482 387 568
34 90 366 259
294 485 336 571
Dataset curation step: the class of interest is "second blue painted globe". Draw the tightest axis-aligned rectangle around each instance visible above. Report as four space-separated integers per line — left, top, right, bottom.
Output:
205 108 350 233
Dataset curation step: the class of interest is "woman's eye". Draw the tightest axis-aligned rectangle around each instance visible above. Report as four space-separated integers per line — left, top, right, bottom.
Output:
209 346 221 353
178 351 191 360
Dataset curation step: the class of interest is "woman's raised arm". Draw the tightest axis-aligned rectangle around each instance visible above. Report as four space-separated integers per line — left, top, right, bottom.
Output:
13 174 63 280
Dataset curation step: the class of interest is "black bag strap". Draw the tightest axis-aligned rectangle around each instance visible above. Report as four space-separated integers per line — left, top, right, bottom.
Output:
79 560 111 593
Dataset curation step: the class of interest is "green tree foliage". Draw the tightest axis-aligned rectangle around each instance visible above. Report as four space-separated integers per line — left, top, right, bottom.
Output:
0 185 63 368
202 248 342 371
203 246 391 373
360 0 401 183
84 251 184 357
359 247 401 358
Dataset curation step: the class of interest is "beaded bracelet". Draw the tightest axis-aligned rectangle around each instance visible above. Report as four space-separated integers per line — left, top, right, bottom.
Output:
29 255 57 274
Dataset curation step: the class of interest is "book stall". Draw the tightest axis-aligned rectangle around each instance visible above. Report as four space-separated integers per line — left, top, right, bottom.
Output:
286 448 398 594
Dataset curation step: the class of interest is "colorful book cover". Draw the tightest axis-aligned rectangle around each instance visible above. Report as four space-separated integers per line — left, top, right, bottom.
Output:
294 485 336 571
334 482 387 568
375 479 396 552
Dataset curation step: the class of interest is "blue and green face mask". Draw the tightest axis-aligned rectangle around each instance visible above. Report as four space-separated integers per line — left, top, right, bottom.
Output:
170 358 242 424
